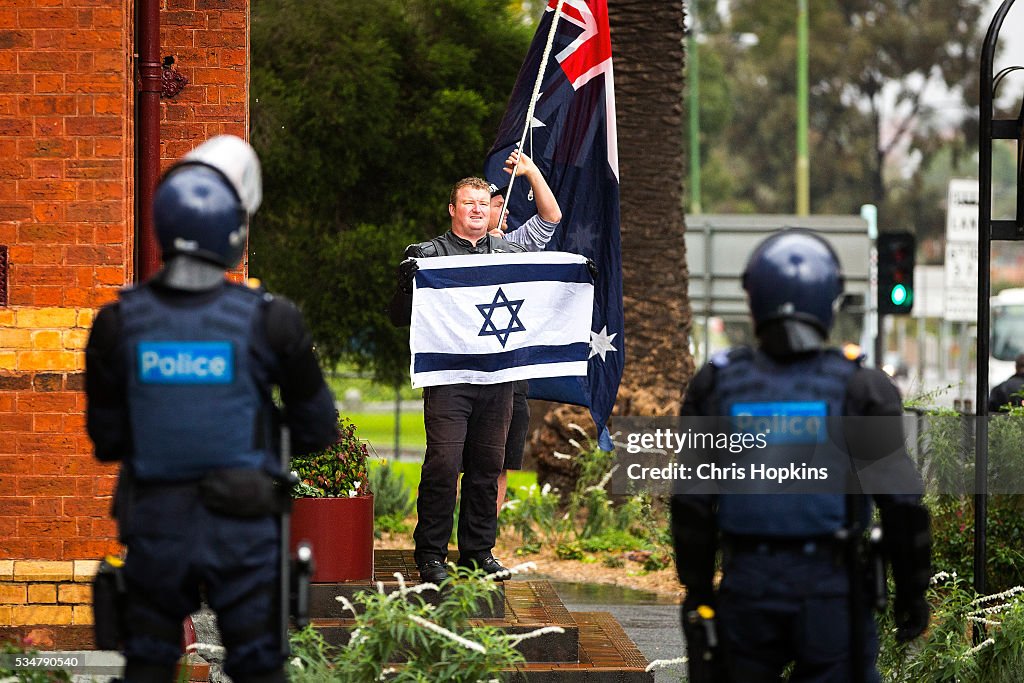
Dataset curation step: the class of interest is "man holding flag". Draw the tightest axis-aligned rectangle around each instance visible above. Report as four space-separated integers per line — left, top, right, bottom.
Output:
389 177 526 584
484 0 623 450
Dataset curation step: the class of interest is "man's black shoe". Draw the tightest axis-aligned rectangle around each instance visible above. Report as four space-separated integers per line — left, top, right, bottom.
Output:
458 555 509 580
418 560 448 584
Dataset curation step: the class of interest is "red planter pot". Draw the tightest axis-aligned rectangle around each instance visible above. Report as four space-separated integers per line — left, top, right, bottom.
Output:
290 495 374 582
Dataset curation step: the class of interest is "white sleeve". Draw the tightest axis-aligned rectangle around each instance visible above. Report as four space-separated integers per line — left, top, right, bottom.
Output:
503 214 558 252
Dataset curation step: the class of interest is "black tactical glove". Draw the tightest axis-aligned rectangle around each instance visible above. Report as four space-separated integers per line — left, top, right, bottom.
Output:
397 258 419 294
880 501 932 642
585 258 598 281
894 594 930 642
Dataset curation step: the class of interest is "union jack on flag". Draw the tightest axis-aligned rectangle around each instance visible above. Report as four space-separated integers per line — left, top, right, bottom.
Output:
485 0 622 449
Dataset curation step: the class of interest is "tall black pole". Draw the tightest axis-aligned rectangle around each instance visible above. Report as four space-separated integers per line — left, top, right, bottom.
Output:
977 0 1019 600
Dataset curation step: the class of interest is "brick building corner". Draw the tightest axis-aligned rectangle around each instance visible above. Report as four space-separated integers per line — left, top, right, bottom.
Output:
0 0 250 647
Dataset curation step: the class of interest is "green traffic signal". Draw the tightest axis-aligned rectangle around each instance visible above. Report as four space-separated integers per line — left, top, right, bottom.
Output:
877 232 915 315
890 284 909 307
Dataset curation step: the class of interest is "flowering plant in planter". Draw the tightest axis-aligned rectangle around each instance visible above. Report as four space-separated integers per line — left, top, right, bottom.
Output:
291 416 372 498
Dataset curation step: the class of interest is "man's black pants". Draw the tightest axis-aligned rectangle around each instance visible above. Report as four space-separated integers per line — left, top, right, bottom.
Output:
413 382 512 567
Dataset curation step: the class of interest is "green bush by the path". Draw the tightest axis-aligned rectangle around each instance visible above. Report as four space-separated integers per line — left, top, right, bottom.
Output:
877 572 1024 682
497 429 673 566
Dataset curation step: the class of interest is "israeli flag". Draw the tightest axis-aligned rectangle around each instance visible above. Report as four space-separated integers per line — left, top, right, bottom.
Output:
410 252 594 388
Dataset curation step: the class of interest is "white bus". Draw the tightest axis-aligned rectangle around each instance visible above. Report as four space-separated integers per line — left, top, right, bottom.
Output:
990 288 1024 386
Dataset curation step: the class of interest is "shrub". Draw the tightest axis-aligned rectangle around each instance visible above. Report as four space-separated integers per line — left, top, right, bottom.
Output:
287 568 556 681
291 416 372 498
498 483 564 549
878 572 1024 682
930 495 1024 593
369 462 415 535
497 427 674 567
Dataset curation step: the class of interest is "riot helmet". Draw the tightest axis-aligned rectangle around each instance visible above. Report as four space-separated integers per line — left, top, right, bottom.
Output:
742 230 844 352
153 135 262 269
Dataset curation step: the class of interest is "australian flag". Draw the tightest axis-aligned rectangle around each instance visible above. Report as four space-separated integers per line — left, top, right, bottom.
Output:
484 0 622 450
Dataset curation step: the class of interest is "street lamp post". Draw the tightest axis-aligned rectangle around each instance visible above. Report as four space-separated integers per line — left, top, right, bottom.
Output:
796 0 810 216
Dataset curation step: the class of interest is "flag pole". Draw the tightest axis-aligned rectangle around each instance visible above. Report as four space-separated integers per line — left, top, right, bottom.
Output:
498 0 567 231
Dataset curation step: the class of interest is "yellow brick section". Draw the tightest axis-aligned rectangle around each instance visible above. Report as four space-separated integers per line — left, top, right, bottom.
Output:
58 583 91 604
27 584 56 604
0 583 27 603
0 307 95 372
16 308 78 328
0 561 13 580
72 605 94 626
13 561 75 582
16 351 81 372
11 605 73 626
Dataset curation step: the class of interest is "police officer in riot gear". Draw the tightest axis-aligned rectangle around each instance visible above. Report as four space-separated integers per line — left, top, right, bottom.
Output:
671 229 932 682
85 135 337 683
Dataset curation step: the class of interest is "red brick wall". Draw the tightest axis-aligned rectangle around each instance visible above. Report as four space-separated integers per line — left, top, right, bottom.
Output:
0 2 133 569
161 0 249 159
0 0 250 633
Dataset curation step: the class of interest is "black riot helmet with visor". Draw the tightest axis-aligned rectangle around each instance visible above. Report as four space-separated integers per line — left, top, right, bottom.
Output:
742 229 845 356
153 135 262 270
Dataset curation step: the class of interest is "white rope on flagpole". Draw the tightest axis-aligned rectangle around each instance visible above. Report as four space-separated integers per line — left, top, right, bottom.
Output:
498 0 567 232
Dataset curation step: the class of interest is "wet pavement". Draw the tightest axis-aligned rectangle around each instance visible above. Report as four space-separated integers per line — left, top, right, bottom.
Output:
548 580 687 683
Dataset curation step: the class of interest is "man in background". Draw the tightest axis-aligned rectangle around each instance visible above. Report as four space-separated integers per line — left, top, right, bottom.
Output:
487 149 562 513
989 352 1024 411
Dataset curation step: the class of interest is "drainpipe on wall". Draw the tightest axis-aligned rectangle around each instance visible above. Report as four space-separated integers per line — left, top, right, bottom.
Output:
135 0 162 281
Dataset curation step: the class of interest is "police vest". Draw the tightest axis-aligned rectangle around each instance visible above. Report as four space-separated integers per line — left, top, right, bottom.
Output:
710 347 861 538
120 283 275 481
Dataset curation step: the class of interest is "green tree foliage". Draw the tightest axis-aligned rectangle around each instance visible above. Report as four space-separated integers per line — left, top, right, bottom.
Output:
250 0 532 384
688 0 988 238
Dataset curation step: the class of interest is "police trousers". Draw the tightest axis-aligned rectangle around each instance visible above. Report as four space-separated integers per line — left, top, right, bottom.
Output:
119 483 282 680
413 382 512 566
716 547 881 683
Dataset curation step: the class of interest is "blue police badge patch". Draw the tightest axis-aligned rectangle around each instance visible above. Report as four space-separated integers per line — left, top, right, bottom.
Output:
729 401 828 444
137 341 234 384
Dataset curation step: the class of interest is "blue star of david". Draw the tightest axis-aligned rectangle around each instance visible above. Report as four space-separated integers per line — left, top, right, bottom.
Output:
476 287 525 348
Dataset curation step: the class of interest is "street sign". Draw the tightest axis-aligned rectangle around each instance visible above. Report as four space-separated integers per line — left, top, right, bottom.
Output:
944 178 979 322
946 178 980 242
944 242 979 322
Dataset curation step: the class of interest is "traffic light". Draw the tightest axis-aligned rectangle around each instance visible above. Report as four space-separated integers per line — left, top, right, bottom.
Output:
877 232 915 315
